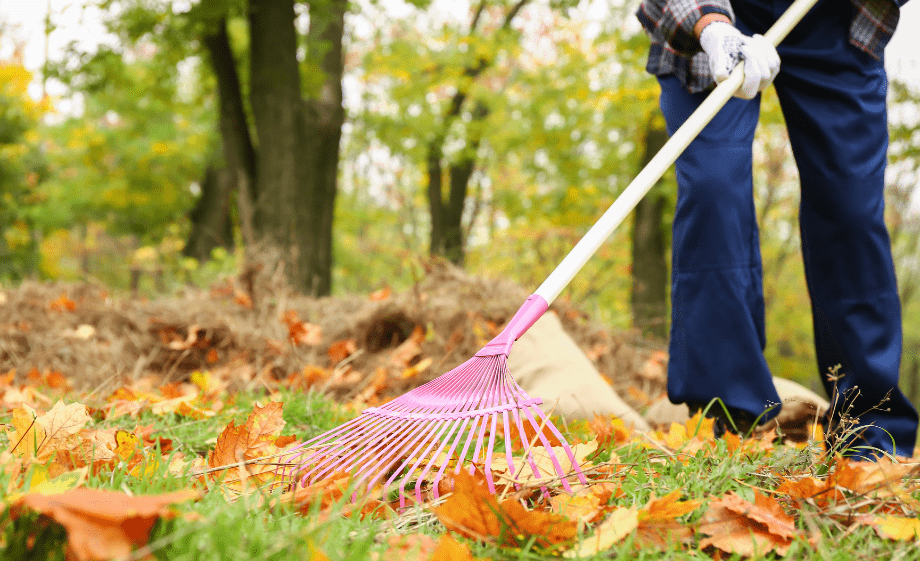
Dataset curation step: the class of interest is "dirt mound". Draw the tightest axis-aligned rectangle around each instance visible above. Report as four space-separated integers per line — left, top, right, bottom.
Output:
0 261 664 410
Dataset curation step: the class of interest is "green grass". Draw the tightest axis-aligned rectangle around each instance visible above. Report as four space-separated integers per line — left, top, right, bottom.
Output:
3 389 920 560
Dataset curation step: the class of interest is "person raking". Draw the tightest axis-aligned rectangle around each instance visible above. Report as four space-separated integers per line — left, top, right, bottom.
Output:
635 0 918 457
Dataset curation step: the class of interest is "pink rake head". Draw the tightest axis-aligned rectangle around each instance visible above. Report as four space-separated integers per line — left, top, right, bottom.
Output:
278 295 589 507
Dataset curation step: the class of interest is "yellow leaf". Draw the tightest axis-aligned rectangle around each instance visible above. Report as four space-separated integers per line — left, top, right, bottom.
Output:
114 430 139 462
866 515 920 540
565 507 639 558
5 404 45 460
9 467 87 501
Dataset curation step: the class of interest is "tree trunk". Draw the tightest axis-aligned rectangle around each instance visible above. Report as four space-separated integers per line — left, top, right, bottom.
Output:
631 116 670 340
427 141 445 258
248 0 308 286
424 1 528 266
202 18 257 249
301 0 346 296
183 162 234 261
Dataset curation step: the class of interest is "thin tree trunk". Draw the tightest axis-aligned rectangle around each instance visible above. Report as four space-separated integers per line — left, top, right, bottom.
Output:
183 163 234 261
424 1 529 266
202 18 257 249
427 141 445 257
248 0 307 286
631 116 669 340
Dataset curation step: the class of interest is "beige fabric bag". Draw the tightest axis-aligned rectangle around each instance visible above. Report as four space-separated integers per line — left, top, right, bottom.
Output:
508 312 650 430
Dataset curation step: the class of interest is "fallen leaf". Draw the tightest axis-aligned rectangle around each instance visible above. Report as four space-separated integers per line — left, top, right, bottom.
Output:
48 294 77 312
429 534 475 561
435 470 577 549
5 404 45 460
207 402 289 489
590 415 633 450
283 310 322 346
12 488 198 561
698 491 798 556
369 287 392 301
328 339 357 365
37 401 92 461
564 507 639 558
113 430 140 462
863 514 920 540
634 489 703 549
377 533 438 561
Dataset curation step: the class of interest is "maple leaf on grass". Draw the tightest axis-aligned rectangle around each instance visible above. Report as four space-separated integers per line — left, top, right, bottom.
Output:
11 488 198 561
206 401 292 492
435 469 577 550
698 490 803 557
634 489 703 549
5 401 91 463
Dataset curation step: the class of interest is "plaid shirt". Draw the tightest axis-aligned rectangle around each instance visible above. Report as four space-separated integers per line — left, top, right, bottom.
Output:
636 0 908 92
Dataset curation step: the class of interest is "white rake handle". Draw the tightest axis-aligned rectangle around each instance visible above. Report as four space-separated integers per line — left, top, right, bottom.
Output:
534 0 820 305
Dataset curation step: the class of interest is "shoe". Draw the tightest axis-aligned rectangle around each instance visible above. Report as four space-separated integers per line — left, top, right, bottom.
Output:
687 401 758 438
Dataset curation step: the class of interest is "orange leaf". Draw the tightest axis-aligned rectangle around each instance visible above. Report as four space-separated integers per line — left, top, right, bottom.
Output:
49 294 77 312
328 339 357 365
435 470 577 549
634 489 703 549
834 456 916 497
13 488 197 561
590 415 633 450
283 310 322 346
207 402 288 487
429 534 475 561
369 287 392 301
698 491 799 556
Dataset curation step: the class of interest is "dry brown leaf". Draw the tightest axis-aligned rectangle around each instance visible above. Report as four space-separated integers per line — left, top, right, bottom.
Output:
328 339 358 365
283 310 322 346
590 415 633 450
38 401 92 461
635 489 703 549
699 491 799 556
564 507 639 558
13 488 198 561
834 456 916 497
207 402 288 489
435 470 577 549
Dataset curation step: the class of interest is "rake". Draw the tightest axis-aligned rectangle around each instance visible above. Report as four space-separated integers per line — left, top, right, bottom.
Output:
279 0 818 507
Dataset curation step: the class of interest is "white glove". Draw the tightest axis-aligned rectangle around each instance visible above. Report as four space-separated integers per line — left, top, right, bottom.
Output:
699 21 780 99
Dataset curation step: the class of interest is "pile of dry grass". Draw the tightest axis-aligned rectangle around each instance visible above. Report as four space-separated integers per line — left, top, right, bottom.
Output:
0 260 664 410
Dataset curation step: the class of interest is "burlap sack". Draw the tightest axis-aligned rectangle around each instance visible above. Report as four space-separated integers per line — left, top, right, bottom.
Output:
508 312 650 430
644 376 829 440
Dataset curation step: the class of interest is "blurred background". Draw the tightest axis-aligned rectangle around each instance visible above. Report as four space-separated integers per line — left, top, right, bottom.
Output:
0 0 918 399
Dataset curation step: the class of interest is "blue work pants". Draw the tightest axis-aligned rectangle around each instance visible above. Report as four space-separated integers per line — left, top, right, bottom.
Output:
658 0 918 456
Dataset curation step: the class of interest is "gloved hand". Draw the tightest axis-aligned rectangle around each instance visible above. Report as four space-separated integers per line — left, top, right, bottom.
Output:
699 21 780 99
